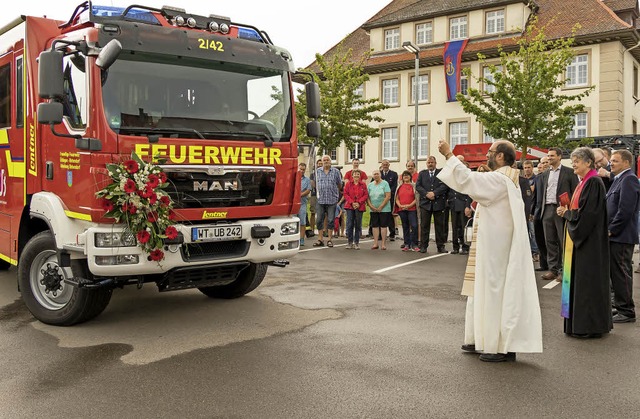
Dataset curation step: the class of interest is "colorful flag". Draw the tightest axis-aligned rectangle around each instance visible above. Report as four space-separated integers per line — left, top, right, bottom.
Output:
443 39 468 102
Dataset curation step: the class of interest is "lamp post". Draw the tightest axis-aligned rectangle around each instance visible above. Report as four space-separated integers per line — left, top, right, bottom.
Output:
403 41 420 168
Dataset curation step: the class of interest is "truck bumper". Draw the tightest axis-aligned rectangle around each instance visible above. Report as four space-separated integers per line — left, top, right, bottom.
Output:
75 217 300 276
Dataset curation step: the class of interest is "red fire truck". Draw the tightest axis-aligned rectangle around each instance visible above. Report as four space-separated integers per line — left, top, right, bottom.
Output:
0 2 320 325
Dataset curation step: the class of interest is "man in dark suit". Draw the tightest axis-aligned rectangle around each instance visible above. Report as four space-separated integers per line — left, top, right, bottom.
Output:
532 157 550 271
606 149 640 323
594 148 613 191
448 185 472 255
539 147 579 281
416 156 449 253
381 159 399 241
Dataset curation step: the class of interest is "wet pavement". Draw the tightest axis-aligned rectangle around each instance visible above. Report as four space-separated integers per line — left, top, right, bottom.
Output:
0 236 638 418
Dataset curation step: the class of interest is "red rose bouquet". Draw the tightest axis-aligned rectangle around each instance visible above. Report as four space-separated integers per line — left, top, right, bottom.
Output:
95 153 177 261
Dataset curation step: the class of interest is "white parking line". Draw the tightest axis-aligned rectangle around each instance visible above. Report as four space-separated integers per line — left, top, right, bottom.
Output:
373 253 449 274
543 279 562 289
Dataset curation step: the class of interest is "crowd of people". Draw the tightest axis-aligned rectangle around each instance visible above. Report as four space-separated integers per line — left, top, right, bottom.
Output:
297 142 639 361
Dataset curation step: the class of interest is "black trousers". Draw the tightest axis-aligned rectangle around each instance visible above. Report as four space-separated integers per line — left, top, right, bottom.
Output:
420 207 446 249
387 193 396 237
610 241 635 318
542 204 565 274
450 210 469 251
534 217 548 270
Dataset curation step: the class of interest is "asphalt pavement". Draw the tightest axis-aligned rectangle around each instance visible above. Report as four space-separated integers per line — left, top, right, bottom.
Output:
0 235 638 418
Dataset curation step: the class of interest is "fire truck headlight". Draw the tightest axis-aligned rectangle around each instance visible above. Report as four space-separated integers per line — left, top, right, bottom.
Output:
209 21 219 32
95 232 137 248
186 17 197 28
220 23 230 34
95 255 139 266
280 221 299 236
174 16 185 26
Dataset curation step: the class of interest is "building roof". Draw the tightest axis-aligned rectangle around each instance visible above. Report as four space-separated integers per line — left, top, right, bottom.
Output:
305 0 640 74
602 0 638 12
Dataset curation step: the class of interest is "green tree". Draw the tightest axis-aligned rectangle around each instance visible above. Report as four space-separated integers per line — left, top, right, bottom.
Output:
296 45 388 156
457 17 593 157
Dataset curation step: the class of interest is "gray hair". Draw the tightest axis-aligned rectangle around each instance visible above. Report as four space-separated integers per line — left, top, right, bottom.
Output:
570 147 595 169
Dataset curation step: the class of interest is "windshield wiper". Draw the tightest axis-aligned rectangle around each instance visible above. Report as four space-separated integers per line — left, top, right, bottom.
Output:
117 126 205 140
200 130 275 147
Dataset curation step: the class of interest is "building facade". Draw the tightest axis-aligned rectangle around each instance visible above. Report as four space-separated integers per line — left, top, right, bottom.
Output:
308 0 640 173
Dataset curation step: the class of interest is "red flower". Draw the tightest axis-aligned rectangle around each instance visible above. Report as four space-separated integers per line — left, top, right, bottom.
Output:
160 195 171 207
147 174 160 189
158 172 167 184
124 179 137 194
139 185 154 199
124 160 139 174
168 210 177 220
122 203 137 214
101 199 114 212
148 193 158 205
136 230 151 244
149 249 164 261
165 226 178 240
147 211 158 223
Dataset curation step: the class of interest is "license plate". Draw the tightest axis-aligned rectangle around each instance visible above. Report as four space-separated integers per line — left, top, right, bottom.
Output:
191 225 242 242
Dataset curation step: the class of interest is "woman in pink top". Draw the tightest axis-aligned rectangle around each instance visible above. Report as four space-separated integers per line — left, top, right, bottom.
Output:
395 170 419 251
343 170 369 249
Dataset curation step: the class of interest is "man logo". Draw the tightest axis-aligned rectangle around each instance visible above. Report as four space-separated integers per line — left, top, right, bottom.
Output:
193 180 241 192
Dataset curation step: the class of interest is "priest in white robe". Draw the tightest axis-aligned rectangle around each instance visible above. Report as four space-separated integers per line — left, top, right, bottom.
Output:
437 139 542 362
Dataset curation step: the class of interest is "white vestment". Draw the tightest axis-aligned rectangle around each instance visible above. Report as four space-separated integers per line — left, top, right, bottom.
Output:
438 157 543 354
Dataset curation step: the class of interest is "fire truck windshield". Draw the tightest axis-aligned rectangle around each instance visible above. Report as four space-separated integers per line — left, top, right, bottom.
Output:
101 54 292 141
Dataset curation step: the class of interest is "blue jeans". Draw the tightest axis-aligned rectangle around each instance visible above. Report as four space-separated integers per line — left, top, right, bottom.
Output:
346 209 363 244
527 219 539 253
316 203 336 232
398 210 418 247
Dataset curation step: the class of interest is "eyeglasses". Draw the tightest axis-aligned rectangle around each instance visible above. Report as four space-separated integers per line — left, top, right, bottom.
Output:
487 149 497 155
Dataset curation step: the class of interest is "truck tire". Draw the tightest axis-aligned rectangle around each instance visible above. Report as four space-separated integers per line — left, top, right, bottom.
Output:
198 262 267 299
18 231 112 326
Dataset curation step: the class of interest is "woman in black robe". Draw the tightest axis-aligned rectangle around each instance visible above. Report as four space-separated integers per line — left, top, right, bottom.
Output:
556 147 612 338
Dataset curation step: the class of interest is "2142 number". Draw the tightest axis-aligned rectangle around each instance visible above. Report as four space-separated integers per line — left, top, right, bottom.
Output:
198 39 225 52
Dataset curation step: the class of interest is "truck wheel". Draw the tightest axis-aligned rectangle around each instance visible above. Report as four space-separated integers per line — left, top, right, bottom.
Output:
18 231 112 326
198 263 267 299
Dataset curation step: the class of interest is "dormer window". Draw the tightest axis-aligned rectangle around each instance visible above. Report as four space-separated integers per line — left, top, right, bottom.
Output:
385 28 400 50
486 10 505 34
449 16 468 40
416 22 433 45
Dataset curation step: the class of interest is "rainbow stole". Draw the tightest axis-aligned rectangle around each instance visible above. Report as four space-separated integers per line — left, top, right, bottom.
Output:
561 169 598 318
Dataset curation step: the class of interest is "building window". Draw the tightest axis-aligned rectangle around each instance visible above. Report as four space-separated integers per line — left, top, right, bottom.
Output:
565 54 588 87
385 28 400 50
382 127 399 160
411 74 429 104
450 122 468 147
486 10 505 34
483 130 496 143
410 124 429 159
460 71 469 96
348 142 364 161
353 84 364 109
416 22 433 45
568 112 588 138
483 65 502 94
450 16 468 40
382 78 399 106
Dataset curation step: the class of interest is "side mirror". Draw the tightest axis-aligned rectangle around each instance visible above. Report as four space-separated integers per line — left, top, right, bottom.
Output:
37 102 63 125
305 82 321 119
306 120 320 139
96 39 122 70
38 50 64 99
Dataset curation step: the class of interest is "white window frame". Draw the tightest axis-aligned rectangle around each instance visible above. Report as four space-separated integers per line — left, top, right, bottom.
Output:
348 142 364 161
450 122 468 147
411 74 429 104
460 72 469 96
382 127 399 160
382 78 399 106
384 28 400 50
449 16 468 40
483 65 502 94
416 22 433 45
568 112 588 138
352 84 364 109
486 10 505 34
410 124 429 160
565 54 588 87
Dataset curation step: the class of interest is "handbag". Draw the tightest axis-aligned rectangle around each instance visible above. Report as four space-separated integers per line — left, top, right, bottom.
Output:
464 218 474 245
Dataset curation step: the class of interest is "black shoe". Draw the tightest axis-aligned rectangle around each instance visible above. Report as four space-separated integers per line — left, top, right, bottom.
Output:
460 249 469 255
419 247 427 254
613 313 636 323
437 247 448 254
479 352 516 362
569 333 603 339
461 344 477 353
612 308 618 316
451 249 459 254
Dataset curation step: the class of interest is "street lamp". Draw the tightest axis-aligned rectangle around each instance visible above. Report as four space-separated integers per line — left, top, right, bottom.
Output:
403 41 420 167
